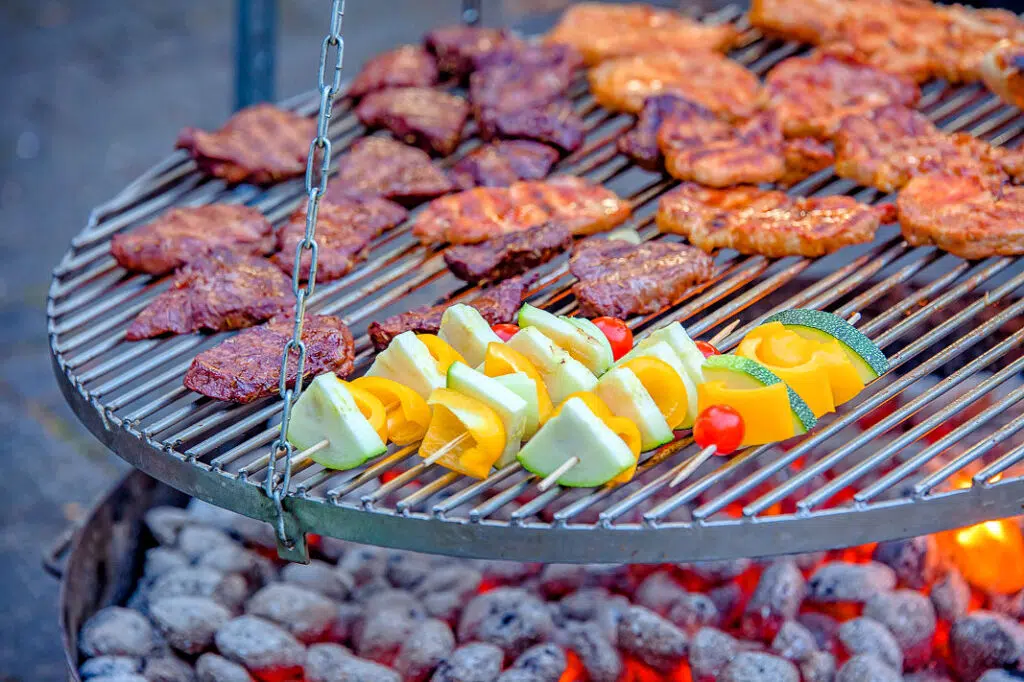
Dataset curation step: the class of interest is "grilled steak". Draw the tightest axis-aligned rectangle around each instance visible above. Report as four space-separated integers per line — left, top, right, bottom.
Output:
589 50 763 118
617 94 697 170
834 105 1023 192
413 176 631 245
766 51 920 139
355 88 469 157
451 141 560 190
126 251 291 341
424 25 520 79
183 314 355 403
657 183 894 258
327 137 455 203
368 276 531 350
271 196 408 282
444 223 573 284
570 238 716 318
981 39 1024 109
545 2 738 65
779 137 835 187
176 104 315 185
476 99 585 153
898 174 1024 259
111 204 273 276
348 45 439 98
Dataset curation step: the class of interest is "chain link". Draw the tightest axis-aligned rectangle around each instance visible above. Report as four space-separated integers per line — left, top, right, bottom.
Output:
265 0 346 550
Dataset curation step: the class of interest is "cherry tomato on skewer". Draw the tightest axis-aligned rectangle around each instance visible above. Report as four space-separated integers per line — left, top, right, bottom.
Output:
693 405 745 455
695 340 721 358
591 316 633 361
491 323 520 342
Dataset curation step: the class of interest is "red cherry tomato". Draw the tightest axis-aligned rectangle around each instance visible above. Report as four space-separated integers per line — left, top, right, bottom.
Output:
491 323 520 342
693 405 745 455
695 340 721 358
591 316 633 361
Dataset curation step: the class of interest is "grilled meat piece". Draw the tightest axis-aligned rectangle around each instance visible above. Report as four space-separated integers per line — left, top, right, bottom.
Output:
444 223 572 284
833 105 1022 192
356 88 469 157
617 94 697 170
368 276 531 350
348 45 439 98
111 204 273 276
126 251 291 341
271 196 407 282
176 104 315 185
981 39 1024 109
545 3 739 65
779 137 835 187
327 137 455 203
183 315 355 403
413 177 631 245
589 50 763 118
424 25 521 79
476 99 585 153
898 174 1024 259
766 51 920 139
657 183 894 258
451 141 560 190
570 238 715 318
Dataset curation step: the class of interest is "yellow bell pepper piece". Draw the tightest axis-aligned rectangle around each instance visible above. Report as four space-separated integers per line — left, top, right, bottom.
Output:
422 388 506 479
697 381 796 446
619 356 689 429
553 392 642 485
417 334 466 374
350 376 431 445
483 342 554 425
342 382 389 443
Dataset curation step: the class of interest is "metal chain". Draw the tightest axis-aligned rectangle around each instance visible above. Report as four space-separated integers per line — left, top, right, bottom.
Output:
265 0 346 554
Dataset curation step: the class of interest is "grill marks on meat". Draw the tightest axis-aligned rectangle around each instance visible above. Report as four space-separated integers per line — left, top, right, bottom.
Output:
898 174 1024 259
424 26 521 79
570 238 716 318
451 141 560 190
271 197 408 282
368 277 530 350
545 3 739 65
981 39 1024 109
413 177 631 245
183 315 355 403
327 137 455 203
589 50 763 118
126 251 291 341
657 183 894 258
111 205 273 276
356 88 469 157
833 105 1023 192
779 137 835 187
348 45 439 98
766 51 920 139
444 223 573 284
176 104 315 185
617 94 697 170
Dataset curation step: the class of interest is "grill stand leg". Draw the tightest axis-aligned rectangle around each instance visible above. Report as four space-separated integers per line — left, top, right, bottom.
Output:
235 0 277 110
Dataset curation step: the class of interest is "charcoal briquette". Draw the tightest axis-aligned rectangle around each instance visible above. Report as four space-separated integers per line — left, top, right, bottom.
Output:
329 601 365 645
458 588 555 659
977 670 1024 682
145 507 192 546
148 567 248 611
195 653 254 682
338 546 391 585
807 562 896 605
872 536 939 590
797 612 841 653
537 564 589 598
416 566 482 602
177 525 236 560
771 620 818 662
394 618 456 682
431 642 505 682
142 655 196 682
355 606 423 665
388 552 434 590
565 621 622 682
502 642 566 682
214 615 306 675
145 548 190 579
149 596 230 654
687 559 753 584
558 587 612 623
196 544 271 585
668 592 719 633
743 559 806 641
79 656 143 679
245 582 337 643
688 627 739 682
718 651 800 682
950 611 1024 682
280 558 353 600
863 589 936 669
932 569 972 623
800 651 836 682
80 607 159 658
306 643 402 682
616 605 688 672
837 617 904 672
835 654 901 682
634 572 687 615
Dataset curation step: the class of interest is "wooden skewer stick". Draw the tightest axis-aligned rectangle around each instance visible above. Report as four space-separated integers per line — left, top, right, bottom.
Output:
537 456 581 492
421 432 471 466
847 312 862 327
296 438 331 460
669 444 718 488
708 319 740 347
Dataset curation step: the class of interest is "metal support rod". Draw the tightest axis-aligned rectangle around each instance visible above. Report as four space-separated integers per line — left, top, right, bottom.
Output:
235 0 277 109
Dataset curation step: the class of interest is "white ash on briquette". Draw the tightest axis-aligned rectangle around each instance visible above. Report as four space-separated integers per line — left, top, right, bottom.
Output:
75 499 1024 682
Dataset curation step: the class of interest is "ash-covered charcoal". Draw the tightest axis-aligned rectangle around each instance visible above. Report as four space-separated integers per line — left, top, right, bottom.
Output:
718 651 800 682
742 559 806 641
771 620 818 663
86 674 148 682
432 642 505 682
458 588 555 659
306 643 402 682
807 562 897 605
353 577 399 604
477 560 541 586
195 653 253 682
689 627 739 682
145 507 192 546
355 605 426 665
904 671 958 682
977 670 1024 682
149 596 230 655
145 548 189 579
557 588 612 623
196 544 272 586
989 590 1024 620
80 656 144 679
537 565 589 599
147 568 249 612
872 536 940 590
451 141 560 190
387 553 434 591
708 582 746 628
800 651 837 682
245 583 337 643
364 588 425 614
329 601 364 645
280 559 352 601
356 87 470 157
175 525 234 560
214 615 305 678
424 590 471 625
837 617 904 672
498 643 567 682
864 589 936 669
142 655 196 682
394 619 456 682
80 607 160 658
338 545 391 585
797 612 841 653
616 605 688 672
416 567 483 603
932 569 972 623
950 611 1024 682
668 592 720 633
835 654 902 682
348 45 439 98
686 558 753 585
565 621 622 682
634 572 687 615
